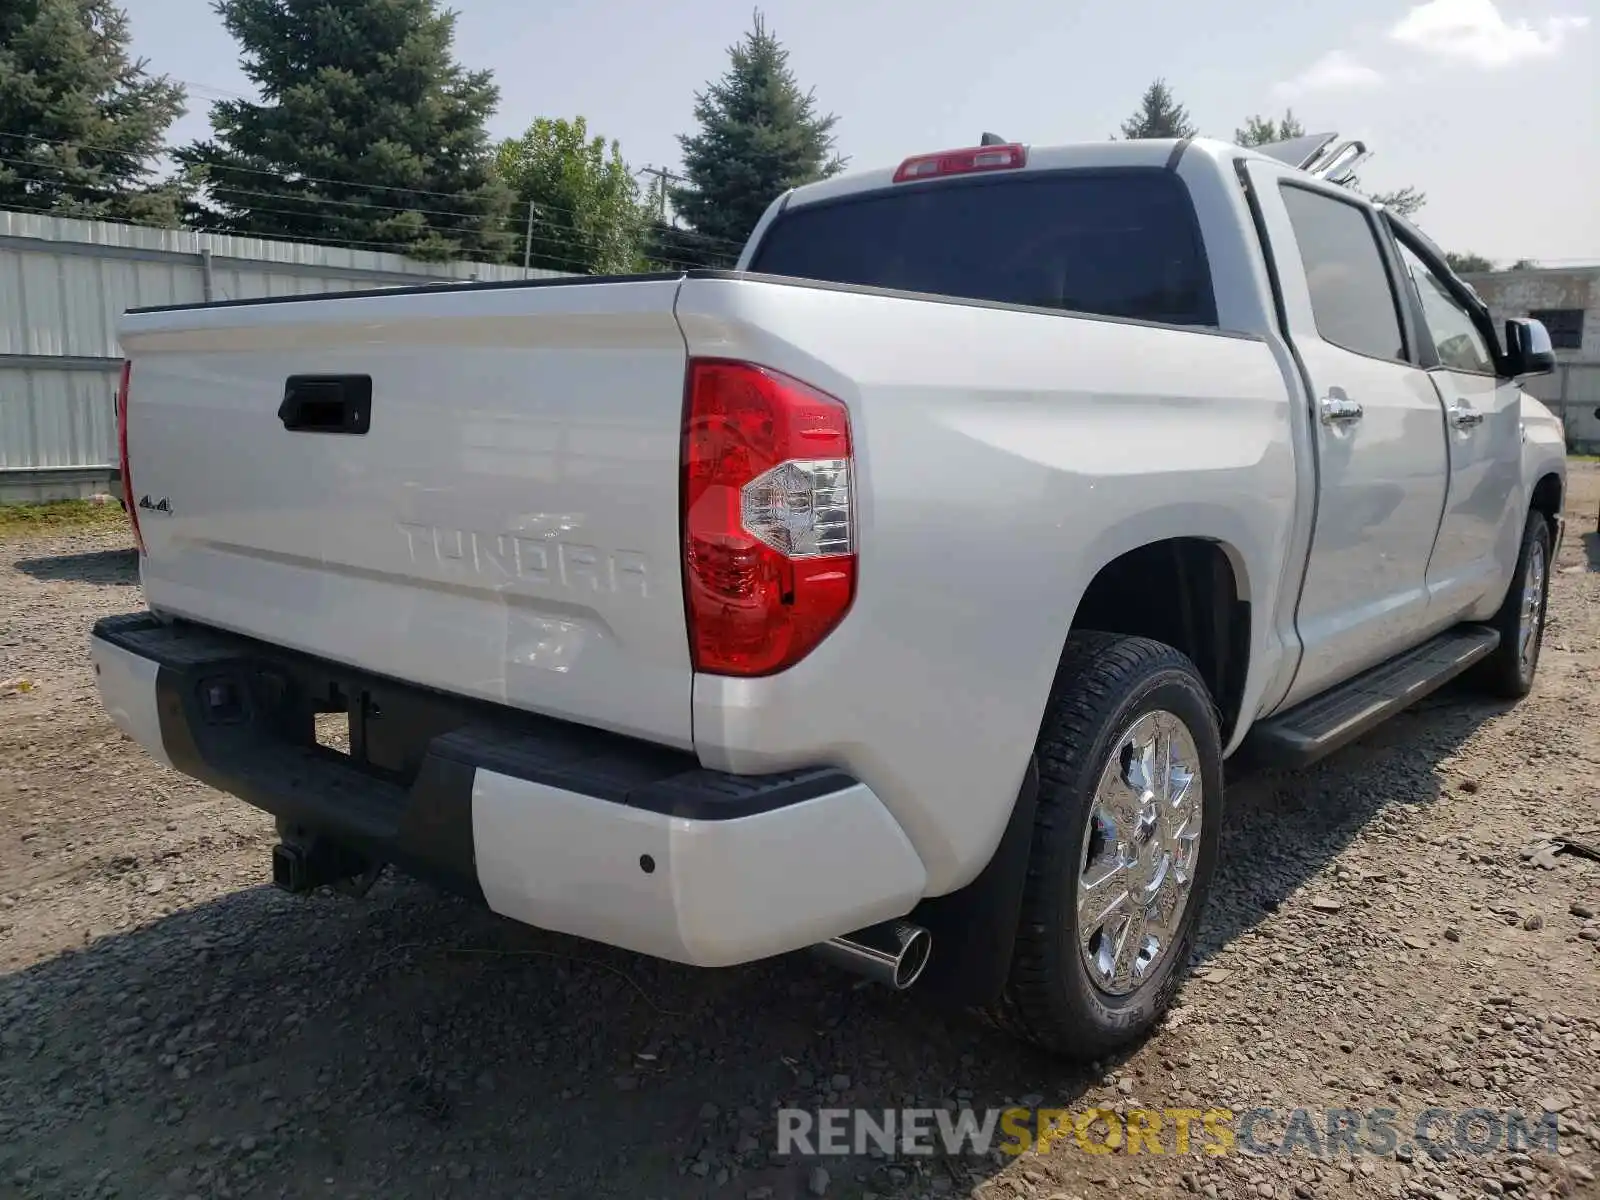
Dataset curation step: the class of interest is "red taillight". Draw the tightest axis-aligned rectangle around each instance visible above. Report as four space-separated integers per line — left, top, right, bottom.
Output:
892 143 1027 183
116 360 144 554
681 360 856 677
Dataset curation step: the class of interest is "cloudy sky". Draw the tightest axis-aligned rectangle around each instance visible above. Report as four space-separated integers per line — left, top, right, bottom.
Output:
130 0 1596 266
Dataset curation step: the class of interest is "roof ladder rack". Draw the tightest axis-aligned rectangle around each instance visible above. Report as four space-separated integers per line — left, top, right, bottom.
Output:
1249 131 1373 184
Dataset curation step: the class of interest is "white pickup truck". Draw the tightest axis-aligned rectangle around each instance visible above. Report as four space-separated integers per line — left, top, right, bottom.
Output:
92 132 1567 1059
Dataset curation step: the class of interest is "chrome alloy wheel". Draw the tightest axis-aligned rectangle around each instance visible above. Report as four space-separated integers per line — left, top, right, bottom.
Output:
1076 710 1203 997
1519 537 1546 674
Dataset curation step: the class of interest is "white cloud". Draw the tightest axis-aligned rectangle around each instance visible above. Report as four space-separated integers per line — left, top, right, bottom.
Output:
1273 51 1386 99
1390 0 1590 67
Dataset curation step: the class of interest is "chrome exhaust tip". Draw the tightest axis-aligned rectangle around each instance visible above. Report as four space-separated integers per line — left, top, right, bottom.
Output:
812 920 932 991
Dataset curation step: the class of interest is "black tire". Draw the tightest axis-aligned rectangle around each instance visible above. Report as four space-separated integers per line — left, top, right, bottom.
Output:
983 631 1223 1060
1469 509 1553 699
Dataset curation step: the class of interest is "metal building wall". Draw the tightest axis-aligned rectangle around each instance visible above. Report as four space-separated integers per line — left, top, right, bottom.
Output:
0 209 568 501
1461 265 1600 453
1523 363 1600 453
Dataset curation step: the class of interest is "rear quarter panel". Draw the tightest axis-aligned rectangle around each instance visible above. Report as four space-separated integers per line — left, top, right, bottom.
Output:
677 278 1300 893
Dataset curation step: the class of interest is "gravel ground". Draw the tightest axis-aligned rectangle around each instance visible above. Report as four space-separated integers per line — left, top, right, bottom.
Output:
1 465 1597 1200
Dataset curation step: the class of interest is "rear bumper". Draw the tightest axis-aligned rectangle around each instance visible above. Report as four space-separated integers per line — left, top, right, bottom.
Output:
90 613 927 967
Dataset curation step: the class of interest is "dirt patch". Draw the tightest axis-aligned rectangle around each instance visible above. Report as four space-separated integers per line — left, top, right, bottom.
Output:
1 469 1597 1200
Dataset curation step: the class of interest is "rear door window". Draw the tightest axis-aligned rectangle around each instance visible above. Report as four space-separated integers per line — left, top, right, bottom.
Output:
749 170 1217 328
1279 185 1407 362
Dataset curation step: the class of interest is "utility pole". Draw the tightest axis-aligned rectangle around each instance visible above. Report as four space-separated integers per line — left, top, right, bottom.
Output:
522 199 536 270
637 165 684 223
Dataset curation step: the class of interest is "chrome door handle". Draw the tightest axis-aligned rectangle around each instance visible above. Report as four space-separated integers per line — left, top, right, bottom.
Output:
1319 394 1364 425
1448 404 1484 430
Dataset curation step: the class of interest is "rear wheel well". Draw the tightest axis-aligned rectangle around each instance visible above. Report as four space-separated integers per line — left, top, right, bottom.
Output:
912 539 1249 1011
1530 473 1562 540
1070 539 1249 742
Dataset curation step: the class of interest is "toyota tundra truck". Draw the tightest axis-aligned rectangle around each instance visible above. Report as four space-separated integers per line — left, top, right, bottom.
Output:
91 132 1568 1058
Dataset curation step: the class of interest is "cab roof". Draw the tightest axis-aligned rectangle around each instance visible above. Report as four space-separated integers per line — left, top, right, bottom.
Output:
779 133 1360 211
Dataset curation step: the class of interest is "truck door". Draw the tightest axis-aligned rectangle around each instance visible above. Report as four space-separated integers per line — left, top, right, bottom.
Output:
1243 164 1450 707
1387 229 1525 622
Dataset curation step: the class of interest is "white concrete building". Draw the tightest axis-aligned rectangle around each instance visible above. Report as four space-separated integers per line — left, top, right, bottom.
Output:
1461 265 1599 452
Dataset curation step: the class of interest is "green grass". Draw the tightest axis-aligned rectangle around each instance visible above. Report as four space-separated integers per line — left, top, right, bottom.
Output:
0 498 130 536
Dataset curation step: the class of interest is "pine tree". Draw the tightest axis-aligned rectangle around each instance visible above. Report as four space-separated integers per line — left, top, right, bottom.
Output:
0 0 186 224
1234 110 1305 147
671 10 843 264
495 117 651 275
1117 79 1198 140
177 0 511 262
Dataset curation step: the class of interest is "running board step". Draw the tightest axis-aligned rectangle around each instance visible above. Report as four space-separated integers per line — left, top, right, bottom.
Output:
1246 626 1500 768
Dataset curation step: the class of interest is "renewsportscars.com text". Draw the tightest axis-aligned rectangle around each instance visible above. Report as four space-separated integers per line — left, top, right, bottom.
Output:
776 1106 1561 1159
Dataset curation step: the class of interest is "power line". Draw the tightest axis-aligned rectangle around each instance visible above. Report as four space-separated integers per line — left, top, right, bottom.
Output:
0 148 735 272
11 201 711 275
3 124 730 274
1 126 744 251
0 126 523 202
0 128 722 235
169 78 255 103
0 192 724 276
0 129 748 252
0 196 496 260
637 165 685 223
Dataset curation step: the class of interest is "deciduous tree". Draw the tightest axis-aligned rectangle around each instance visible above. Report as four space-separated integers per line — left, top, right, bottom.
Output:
1366 185 1426 218
1235 109 1427 217
496 117 651 274
1234 110 1305 146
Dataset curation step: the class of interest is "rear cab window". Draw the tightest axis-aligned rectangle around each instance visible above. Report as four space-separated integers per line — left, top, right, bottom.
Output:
1277 184 1408 362
748 169 1218 329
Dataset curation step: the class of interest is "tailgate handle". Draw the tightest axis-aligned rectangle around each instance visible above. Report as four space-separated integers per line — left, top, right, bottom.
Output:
278 375 372 435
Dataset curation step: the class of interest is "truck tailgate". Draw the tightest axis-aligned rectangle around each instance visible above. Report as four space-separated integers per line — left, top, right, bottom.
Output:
118 278 694 748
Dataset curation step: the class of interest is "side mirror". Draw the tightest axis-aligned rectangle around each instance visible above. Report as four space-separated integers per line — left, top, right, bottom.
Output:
1505 318 1557 377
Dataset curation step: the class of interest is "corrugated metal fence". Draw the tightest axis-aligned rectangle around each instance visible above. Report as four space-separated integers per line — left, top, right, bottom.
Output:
1522 362 1600 453
0 208 567 501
